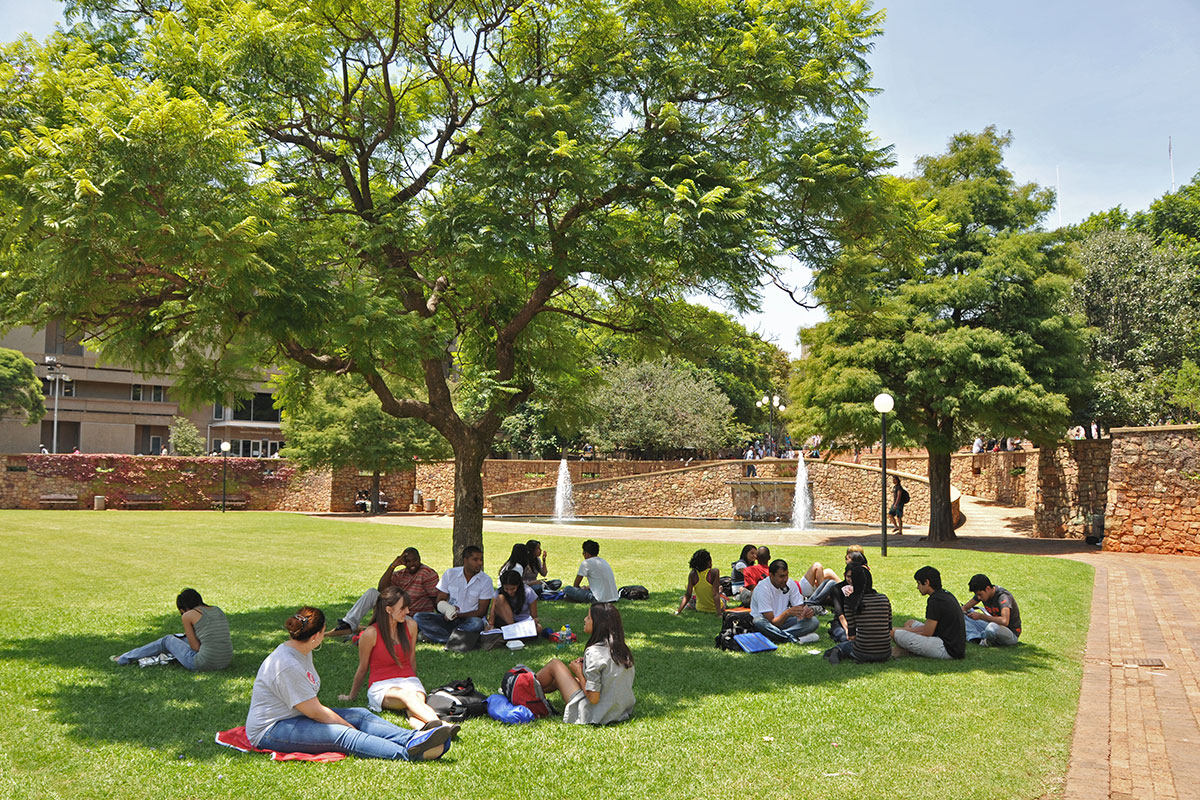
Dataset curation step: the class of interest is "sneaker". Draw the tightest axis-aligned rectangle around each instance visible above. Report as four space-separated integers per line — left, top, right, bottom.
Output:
823 647 842 665
406 725 453 760
328 622 354 637
797 633 820 644
979 638 991 647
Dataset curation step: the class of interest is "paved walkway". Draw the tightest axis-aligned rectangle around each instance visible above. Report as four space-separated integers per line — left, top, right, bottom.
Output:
317 496 1200 799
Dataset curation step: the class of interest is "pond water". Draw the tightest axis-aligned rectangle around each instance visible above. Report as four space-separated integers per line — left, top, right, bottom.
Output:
489 515 837 530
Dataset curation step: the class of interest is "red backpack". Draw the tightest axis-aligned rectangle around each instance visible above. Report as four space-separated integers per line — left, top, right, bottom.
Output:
500 665 556 718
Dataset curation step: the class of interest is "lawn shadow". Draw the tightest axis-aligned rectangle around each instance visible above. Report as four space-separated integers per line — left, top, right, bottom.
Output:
2 593 1077 752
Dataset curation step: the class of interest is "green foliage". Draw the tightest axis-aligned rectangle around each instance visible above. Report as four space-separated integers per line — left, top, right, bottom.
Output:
166 416 205 456
278 373 449 474
1168 358 1200 422
1069 230 1200 428
585 358 744 455
0 347 45 424
0 0 911 553
793 128 1086 538
0 511 1092 800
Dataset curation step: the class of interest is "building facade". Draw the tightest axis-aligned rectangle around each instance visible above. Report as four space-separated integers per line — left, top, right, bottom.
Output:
0 326 284 456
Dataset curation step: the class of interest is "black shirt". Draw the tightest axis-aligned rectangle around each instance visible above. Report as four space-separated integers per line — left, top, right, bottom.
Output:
926 589 966 659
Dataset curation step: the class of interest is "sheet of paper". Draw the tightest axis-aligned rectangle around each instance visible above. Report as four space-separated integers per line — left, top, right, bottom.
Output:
501 618 538 640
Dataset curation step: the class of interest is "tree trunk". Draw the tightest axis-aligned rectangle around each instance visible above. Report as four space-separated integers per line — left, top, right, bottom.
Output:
926 450 957 542
370 471 381 515
450 433 489 566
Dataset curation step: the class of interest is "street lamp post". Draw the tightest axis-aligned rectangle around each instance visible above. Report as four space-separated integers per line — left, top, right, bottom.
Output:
220 441 232 512
874 392 894 557
754 394 786 455
44 357 72 454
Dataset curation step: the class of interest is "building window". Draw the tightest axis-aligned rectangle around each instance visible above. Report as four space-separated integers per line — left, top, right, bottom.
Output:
61 381 75 398
213 403 224 420
131 384 142 401
232 392 281 423
152 385 164 402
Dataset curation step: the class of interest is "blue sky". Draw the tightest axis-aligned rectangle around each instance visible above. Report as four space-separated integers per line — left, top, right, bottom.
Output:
4 0 1198 354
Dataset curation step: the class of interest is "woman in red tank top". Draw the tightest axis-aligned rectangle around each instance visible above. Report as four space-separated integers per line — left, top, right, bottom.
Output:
338 587 449 733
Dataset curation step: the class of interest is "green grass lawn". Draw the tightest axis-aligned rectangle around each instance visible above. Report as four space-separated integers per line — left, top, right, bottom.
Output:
0 511 1092 800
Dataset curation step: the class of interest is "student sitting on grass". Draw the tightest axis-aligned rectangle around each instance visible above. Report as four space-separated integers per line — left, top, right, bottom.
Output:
749 559 819 644
961 574 1021 647
737 546 772 606
730 544 758 600
533 603 635 725
246 607 452 761
891 566 966 660
111 588 232 671
673 548 723 615
523 539 549 593
338 588 456 736
828 552 869 644
487 570 540 630
824 564 892 665
797 561 839 608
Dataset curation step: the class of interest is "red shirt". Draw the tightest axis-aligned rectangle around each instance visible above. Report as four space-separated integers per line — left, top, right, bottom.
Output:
390 564 440 613
742 564 769 589
368 622 416 683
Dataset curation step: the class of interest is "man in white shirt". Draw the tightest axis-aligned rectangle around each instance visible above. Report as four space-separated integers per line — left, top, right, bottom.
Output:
750 559 819 644
414 546 493 643
564 540 620 603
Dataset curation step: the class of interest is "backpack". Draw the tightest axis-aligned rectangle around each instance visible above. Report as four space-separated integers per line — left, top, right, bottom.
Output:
619 585 650 601
500 665 556 718
718 576 733 597
900 487 910 504
715 611 755 651
426 678 489 722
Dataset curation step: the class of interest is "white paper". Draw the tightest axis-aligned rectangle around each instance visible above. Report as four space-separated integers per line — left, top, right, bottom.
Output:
501 618 538 640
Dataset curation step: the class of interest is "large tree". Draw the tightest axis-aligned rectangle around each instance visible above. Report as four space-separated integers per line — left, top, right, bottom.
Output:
0 347 44 424
0 0 903 560
792 127 1087 541
1069 230 1199 429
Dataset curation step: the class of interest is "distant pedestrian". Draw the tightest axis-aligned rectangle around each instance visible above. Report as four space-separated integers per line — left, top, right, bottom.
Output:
888 476 910 536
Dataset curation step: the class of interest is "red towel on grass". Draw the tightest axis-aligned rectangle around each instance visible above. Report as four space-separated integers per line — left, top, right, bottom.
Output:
215 726 346 762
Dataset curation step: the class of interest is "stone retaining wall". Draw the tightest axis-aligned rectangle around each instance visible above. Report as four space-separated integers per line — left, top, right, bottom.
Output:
1103 426 1200 554
861 451 1037 508
416 459 707 513
488 458 952 526
0 454 417 512
1033 440 1111 539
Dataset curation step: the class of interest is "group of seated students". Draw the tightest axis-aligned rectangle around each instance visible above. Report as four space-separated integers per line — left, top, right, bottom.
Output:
110 538 635 762
678 543 1022 664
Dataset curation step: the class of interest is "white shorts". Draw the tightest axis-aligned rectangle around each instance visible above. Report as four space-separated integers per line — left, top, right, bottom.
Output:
367 676 426 712
799 576 815 598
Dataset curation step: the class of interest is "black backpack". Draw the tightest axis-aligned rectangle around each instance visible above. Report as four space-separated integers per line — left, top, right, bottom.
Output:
619 585 650 601
426 678 488 722
715 611 754 651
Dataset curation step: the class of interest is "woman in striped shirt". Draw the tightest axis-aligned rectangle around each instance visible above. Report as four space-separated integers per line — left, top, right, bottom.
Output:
824 565 892 665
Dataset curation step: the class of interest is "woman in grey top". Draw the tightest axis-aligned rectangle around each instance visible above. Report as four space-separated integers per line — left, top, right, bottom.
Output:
112 588 232 671
534 603 635 725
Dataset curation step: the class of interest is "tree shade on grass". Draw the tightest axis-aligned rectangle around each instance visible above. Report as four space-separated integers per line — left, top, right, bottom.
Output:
1 512 1090 800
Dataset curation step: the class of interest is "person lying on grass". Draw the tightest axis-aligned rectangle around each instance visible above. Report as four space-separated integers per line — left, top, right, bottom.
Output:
674 548 724 615
532 603 635 725
338 588 456 736
487 570 541 631
111 588 232 671
246 606 452 761
796 561 839 608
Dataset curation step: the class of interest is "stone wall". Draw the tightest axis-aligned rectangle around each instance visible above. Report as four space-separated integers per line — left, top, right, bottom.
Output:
861 451 1037 508
415 459 705 513
488 458 955 526
1103 426 1200 554
1033 440 1111 539
0 453 418 512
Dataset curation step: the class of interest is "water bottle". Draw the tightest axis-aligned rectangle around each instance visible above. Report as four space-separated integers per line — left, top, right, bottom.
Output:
563 623 572 648
557 625 567 651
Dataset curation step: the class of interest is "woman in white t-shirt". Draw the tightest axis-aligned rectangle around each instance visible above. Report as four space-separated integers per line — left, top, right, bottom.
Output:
245 606 452 761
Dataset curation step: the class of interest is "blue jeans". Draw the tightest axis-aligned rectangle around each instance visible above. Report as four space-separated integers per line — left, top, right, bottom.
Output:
413 612 486 644
258 707 420 760
830 620 849 644
806 579 837 607
117 634 197 669
563 586 596 603
753 614 818 643
964 615 1019 646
